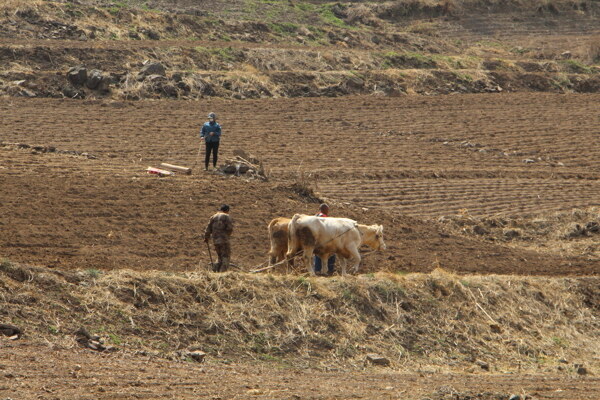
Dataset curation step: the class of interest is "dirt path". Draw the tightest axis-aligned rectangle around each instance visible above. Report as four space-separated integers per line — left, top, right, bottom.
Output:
1 341 598 400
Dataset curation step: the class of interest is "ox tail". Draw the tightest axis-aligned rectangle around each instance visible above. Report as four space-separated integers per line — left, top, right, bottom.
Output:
286 214 302 258
267 219 277 254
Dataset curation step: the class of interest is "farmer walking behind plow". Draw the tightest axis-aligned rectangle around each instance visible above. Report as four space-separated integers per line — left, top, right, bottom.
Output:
204 204 234 272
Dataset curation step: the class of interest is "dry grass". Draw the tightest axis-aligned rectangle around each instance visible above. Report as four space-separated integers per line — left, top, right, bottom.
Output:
439 207 600 259
0 0 44 12
588 37 600 64
1 260 598 372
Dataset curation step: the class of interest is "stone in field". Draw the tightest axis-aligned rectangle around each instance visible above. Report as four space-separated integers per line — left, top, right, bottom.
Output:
366 354 390 366
139 62 166 78
86 69 104 89
67 66 87 86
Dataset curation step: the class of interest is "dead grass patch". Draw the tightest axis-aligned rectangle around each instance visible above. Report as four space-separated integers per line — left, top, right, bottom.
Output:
1 261 598 372
588 37 600 64
439 207 600 259
0 0 43 13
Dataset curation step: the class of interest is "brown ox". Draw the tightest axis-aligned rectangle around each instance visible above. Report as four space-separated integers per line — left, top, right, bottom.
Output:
268 217 291 266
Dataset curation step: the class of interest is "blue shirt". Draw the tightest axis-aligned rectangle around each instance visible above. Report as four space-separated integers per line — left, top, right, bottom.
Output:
200 121 222 143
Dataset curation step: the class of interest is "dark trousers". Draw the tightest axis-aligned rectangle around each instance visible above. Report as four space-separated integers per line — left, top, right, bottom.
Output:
314 254 336 274
213 241 231 272
205 141 219 168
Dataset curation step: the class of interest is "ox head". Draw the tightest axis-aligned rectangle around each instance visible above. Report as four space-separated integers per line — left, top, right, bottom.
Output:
361 224 386 251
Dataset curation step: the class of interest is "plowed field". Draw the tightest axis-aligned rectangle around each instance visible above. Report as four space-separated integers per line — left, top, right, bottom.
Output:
1 94 599 276
3 93 600 215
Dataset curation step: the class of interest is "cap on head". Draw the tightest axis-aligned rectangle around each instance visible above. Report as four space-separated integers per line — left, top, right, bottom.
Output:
220 204 230 212
208 112 216 120
319 203 329 211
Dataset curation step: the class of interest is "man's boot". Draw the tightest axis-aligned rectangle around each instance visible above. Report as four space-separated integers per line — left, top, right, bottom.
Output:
221 257 230 272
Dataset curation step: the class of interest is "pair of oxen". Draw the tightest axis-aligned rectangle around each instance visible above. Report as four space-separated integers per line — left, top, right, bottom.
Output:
267 214 386 275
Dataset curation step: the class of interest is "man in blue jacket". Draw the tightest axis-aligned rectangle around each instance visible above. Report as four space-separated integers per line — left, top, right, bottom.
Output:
200 112 222 171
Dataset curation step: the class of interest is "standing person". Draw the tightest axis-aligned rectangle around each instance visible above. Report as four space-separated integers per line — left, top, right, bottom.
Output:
204 204 234 272
200 112 222 171
314 203 336 276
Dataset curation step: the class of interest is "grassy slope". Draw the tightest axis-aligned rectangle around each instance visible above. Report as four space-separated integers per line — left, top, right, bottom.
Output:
1 260 599 372
0 0 598 99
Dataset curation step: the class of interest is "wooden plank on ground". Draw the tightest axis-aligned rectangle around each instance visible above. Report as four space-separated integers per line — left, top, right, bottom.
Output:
160 163 192 175
146 167 175 177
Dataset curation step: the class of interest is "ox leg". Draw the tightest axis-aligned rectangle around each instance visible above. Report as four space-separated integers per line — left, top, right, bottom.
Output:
304 247 316 276
281 249 294 273
284 248 296 270
348 247 361 274
340 257 347 276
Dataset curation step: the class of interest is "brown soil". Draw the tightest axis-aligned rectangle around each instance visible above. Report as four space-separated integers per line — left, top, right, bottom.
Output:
3 341 600 400
1 95 600 275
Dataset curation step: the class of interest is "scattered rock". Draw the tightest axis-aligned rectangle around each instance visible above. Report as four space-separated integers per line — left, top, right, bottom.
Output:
585 221 600 233
503 228 521 239
562 223 587 238
365 354 390 366
141 28 160 40
221 163 250 174
146 74 168 83
574 364 588 375
139 62 166 79
298 26 311 36
18 89 36 98
560 51 572 60
509 395 521 400
475 360 490 371
63 85 85 99
86 69 104 90
174 350 206 362
473 225 488 235
219 154 267 180
171 73 183 83
523 158 535 164
67 66 87 86
186 351 206 363
75 327 114 352
0 324 22 338
160 83 179 98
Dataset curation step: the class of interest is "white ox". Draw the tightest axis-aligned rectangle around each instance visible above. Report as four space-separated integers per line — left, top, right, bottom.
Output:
285 214 386 275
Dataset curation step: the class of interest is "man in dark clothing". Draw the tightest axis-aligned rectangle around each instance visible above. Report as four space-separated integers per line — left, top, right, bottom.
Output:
204 204 234 272
314 203 336 276
200 112 222 171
